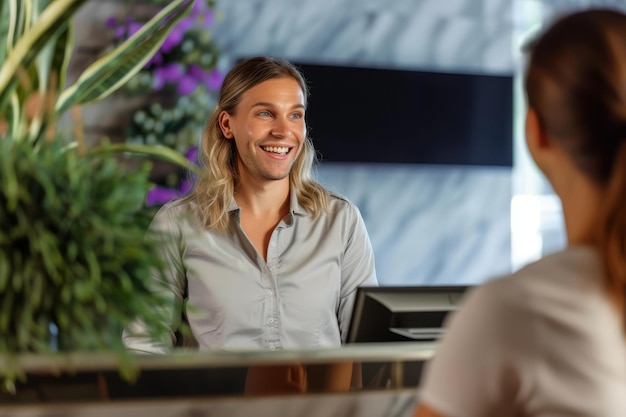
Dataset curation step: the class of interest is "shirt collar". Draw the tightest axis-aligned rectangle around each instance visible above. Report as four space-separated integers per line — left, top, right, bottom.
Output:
227 185 307 216
227 198 239 213
289 187 307 216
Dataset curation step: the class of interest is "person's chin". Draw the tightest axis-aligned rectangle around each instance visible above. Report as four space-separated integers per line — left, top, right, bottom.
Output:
263 173 290 181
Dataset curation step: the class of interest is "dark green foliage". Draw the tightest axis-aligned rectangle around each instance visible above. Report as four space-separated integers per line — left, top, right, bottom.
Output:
0 138 169 359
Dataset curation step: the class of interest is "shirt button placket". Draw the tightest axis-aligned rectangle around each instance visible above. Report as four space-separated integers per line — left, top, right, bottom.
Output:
265 262 280 350
265 232 281 351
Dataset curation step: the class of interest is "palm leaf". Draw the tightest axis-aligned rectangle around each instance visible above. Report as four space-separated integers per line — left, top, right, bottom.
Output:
7 92 23 142
29 23 73 143
33 0 62 90
6 0 23 51
0 0 86 111
0 0 11 65
56 0 193 113
22 0 33 38
89 143 201 176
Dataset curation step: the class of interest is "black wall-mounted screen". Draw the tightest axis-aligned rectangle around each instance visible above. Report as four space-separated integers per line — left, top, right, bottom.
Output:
296 63 514 167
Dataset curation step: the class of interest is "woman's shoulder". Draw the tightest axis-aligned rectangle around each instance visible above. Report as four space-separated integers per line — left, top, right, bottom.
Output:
501 245 603 301
470 245 617 356
460 246 604 330
515 245 601 280
497 247 625 412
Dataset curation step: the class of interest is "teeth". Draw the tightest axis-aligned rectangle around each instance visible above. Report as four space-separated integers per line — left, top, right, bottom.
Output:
263 146 289 155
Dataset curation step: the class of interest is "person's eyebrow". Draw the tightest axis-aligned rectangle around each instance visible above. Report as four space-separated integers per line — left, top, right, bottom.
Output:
251 102 306 110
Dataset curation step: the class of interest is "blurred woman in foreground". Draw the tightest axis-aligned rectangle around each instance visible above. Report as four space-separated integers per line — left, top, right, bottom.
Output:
415 9 626 417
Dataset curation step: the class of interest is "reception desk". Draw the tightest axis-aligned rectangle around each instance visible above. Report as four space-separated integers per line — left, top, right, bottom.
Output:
0 342 435 417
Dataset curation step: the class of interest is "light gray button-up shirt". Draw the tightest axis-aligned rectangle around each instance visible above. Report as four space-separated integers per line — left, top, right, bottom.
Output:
124 190 378 353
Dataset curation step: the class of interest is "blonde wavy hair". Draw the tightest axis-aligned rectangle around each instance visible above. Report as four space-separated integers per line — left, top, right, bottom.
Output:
187 56 330 231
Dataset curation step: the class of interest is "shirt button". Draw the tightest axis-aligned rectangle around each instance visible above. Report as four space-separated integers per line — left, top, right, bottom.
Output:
266 290 273 297
268 318 274 324
269 345 276 351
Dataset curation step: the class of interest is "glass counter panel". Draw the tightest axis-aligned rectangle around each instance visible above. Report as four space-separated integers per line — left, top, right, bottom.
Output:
0 342 434 409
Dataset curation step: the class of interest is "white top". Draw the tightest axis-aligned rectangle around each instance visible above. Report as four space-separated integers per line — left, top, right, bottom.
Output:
419 245 626 417
123 190 378 353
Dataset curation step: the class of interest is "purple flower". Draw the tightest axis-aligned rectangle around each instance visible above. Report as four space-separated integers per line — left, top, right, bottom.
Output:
128 22 143 37
114 26 126 39
204 68 224 91
153 74 165 91
187 64 204 79
179 180 193 195
164 63 185 80
176 16 195 33
153 63 184 90
105 17 118 29
161 28 185 53
187 65 223 91
202 10 214 26
180 146 200 193
146 186 180 206
146 52 164 68
192 0 204 16
177 74 199 95
146 146 199 206
185 146 198 163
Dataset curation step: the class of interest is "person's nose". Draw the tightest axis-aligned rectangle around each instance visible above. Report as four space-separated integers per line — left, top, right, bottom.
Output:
270 115 293 138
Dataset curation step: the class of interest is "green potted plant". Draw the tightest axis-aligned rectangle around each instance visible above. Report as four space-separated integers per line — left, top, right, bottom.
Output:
0 0 200 393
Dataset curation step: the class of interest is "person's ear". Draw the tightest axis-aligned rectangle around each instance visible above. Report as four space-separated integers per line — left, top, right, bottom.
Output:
525 106 558 179
218 111 234 139
525 107 549 151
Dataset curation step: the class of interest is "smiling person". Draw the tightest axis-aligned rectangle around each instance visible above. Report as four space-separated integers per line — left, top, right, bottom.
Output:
123 56 378 392
415 9 626 417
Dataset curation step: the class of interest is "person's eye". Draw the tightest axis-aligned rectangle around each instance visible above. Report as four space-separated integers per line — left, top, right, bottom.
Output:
290 112 303 120
258 110 271 117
